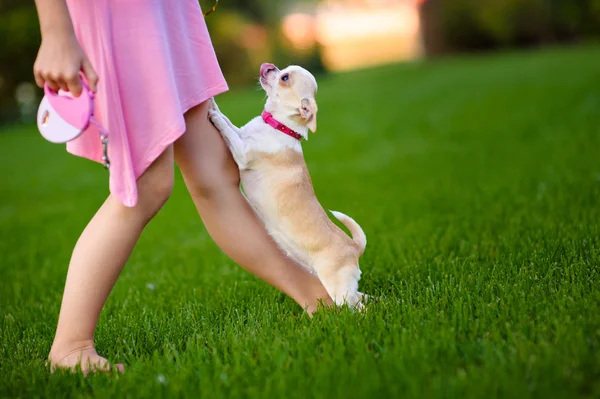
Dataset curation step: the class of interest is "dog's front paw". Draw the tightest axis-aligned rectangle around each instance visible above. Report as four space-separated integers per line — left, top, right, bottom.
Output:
209 113 229 136
208 97 219 112
208 97 223 116
208 108 221 125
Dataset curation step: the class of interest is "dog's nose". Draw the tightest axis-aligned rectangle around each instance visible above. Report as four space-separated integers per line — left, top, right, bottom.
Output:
260 63 277 78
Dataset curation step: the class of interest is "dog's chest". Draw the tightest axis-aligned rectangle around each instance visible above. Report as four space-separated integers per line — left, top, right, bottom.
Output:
240 151 305 221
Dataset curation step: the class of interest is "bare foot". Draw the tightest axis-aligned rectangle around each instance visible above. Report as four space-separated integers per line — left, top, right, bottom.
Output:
48 345 124 375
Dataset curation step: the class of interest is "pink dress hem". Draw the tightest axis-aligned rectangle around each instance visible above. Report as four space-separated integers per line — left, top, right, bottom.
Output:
66 82 228 206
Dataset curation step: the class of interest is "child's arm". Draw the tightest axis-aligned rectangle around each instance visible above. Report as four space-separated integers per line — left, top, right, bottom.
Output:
34 0 74 39
33 0 98 96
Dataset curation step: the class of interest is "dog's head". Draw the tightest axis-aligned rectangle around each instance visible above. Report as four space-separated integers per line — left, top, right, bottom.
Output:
259 63 318 133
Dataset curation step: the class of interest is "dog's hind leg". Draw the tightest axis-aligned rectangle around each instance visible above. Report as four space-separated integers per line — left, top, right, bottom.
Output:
316 264 362 308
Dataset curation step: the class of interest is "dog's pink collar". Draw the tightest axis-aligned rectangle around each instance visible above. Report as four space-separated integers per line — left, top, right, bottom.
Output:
261 110 304 141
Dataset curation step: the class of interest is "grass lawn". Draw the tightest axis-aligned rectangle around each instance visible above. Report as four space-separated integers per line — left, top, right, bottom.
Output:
1 44 599 398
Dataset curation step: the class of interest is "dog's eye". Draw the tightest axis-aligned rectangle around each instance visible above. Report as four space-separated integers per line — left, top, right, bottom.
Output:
281 74 289 82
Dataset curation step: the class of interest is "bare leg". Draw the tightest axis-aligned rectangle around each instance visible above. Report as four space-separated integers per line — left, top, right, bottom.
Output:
48 147 175 372
174 101 332 313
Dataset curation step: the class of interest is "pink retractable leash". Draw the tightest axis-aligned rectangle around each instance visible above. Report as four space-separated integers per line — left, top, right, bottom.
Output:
37 75 110 170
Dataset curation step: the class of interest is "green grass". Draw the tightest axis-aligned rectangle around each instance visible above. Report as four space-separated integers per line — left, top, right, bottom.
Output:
1 44 600 398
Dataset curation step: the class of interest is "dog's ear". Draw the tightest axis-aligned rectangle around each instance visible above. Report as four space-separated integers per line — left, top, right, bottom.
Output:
300 98 318 133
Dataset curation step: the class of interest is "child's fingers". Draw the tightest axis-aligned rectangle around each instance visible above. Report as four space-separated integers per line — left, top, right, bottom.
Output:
65 72 83 97
57 77 70 93
82 57 98 92
33 67 45 89
44 77 60 93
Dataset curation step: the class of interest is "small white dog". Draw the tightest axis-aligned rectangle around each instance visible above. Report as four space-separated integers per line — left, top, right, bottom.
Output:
208 63 367 307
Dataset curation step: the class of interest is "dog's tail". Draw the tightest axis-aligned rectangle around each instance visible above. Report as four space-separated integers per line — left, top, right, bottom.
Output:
330 210 367 256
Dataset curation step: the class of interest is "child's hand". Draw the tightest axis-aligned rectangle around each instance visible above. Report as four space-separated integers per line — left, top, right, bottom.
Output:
33 30 98 97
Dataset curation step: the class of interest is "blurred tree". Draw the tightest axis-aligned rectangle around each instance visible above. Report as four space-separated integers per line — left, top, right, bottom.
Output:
205 0 324 86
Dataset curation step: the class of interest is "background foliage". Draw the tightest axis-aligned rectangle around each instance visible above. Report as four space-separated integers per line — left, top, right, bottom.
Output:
0 0 599 123
420 0 600 54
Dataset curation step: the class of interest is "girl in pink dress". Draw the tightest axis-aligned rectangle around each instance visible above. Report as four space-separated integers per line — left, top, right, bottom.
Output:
33 0 332 373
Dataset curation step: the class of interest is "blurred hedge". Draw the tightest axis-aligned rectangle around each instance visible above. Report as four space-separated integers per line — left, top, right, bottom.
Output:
419 0 600 55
